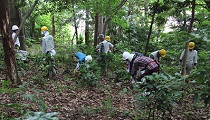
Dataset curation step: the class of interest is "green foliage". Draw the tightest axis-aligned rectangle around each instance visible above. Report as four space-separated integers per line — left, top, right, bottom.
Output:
75 61 101 88
135 73 185 119
190 50 210 106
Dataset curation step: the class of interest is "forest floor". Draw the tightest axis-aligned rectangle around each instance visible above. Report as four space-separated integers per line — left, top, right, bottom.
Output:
0 47 210 119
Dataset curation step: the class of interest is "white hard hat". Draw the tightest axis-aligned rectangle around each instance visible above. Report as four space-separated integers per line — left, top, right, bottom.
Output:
85 55 92 62
127 54 134 62
12 25 19 30
122 52 130 60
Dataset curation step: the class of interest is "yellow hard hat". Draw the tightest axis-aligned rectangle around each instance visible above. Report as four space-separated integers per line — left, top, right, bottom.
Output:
105 36 110 41
41 26 48 32
188 42 195 49
159 49 166 57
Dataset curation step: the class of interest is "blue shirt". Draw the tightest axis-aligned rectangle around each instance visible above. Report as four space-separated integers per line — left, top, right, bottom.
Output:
75 52 86 64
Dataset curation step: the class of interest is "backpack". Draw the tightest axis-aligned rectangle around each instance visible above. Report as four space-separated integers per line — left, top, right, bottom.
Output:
100 43 105 53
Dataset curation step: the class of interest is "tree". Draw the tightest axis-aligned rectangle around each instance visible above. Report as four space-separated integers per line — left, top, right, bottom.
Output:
0 0 21 86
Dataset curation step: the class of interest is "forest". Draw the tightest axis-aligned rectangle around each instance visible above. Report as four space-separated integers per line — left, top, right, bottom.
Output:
0 0 210 119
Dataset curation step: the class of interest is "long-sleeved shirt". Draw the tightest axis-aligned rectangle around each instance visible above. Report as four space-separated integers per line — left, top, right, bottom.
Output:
12 32 20 47
180 49 197 64
132 56 158 75
126 52 143 75
42 31 55 56
96 40 114 54
75 52 86 69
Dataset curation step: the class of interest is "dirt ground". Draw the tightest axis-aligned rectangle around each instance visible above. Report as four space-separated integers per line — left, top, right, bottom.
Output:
0 61 210 120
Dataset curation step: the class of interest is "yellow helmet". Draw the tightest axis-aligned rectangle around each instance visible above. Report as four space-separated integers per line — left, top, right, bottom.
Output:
159 49 166 57
105 36 110 41
41 26 48 32
188 42 195 49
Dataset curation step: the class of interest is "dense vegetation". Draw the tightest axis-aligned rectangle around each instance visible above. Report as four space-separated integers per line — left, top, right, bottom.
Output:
0 0 210 119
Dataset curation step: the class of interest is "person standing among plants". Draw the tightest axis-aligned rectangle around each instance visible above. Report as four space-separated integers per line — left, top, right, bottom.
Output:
41 26 56 56
41 26 56 77
180 42 197 75
105 36 114 53
96 34 113 75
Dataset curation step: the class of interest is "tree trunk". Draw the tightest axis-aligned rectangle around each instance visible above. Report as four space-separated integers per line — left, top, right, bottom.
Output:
0 0 21 86
94 13 99 46
98 14 103 35
29 17 35 38
188 0 196 33
144 9 156 56
102 17 111 35
52 14 55 37
85 10 90 45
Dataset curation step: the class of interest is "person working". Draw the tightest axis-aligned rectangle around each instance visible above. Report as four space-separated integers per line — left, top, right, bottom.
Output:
180 42 197 75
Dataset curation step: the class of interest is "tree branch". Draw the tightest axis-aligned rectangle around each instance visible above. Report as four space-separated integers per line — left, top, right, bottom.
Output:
13 0 39 42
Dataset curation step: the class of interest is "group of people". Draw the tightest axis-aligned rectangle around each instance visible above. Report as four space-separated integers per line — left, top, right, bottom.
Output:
122 49 166 82
73 34 114 76
123 42 197 82
12 25 198 80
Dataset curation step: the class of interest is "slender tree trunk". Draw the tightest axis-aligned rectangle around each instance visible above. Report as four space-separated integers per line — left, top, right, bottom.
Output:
188 0 196 33
102 17 111 35
94 13 99 46
52 14 55 37
29 17 35 38
85 10 90 45
144 9 156 56
0 0 21 86
98 14 103 35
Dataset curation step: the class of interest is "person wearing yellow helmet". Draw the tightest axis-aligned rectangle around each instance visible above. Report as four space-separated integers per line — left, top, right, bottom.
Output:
40 26 56 56
41 26 56 77
180 42 197 75
105 36 113 52
149 49 166 62
96 34 114 75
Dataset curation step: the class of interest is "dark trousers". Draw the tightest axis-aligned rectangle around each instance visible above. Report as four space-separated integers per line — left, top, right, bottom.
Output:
137 67 158 81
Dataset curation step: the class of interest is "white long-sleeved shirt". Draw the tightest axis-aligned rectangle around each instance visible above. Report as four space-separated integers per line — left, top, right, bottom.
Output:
96 40 113 53
42 31 56 56
12 32 20 47
180 49 197 64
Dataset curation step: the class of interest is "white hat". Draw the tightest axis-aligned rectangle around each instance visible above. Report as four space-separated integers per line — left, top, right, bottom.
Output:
85 55 92 61
12 25 19 30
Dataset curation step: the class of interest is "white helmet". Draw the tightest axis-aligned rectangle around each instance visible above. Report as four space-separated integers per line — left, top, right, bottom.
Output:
122 52 135 62
122 52 130 60
85 55 92 62
12 25 19 30
127 54 134 62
